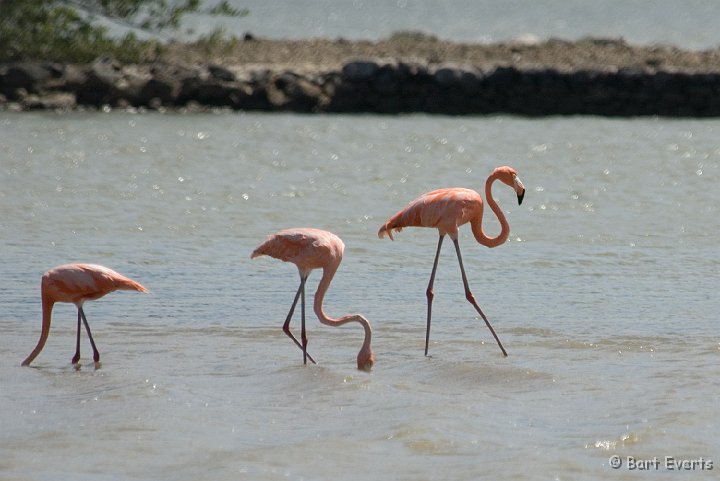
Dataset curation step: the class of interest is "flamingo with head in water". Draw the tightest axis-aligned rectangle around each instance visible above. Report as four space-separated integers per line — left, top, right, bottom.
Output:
251 227 374 371
21 263 149 367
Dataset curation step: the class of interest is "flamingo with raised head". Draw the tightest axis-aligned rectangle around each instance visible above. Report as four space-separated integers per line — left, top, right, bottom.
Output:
251 228 374 370
378 166 525 357
21 263 148 367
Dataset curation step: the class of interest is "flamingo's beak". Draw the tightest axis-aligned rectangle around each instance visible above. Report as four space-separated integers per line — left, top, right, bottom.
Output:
514 175 525 205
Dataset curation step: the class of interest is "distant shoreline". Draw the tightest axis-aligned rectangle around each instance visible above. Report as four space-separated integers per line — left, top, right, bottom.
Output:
4 36 720 115
159 35 720 73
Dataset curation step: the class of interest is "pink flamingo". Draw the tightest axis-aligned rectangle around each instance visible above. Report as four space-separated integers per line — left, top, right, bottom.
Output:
378 166 525 356
251 228 374 370
21 263 148 367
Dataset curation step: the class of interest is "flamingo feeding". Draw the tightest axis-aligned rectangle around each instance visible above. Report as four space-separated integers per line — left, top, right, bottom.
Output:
378 166 525 357
21 263 148 367
251 228 374 371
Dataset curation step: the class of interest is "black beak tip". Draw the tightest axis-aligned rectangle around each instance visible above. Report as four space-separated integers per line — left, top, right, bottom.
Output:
517 190 525 205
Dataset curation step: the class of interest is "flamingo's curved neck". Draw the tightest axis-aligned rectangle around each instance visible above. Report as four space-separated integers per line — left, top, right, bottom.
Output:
313 267 373 354
471 171 510 248
312 265 337 323
21 293 54 366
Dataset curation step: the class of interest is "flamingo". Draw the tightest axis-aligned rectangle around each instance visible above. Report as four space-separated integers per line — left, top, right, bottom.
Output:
21 263 148 367
251 228 374 371
378 165 525 357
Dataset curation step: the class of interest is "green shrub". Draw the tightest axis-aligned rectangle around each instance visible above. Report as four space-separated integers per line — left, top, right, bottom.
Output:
0 1 245 63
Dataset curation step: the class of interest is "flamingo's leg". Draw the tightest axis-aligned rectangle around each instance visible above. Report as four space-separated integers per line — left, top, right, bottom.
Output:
71 308 82 364
300 276 307 365
282 275 317 365
79 307 101 362
451 237 508 357
425 234 445 356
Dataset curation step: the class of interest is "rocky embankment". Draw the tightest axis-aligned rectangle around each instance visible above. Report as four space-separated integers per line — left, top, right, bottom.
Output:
4 36 720 116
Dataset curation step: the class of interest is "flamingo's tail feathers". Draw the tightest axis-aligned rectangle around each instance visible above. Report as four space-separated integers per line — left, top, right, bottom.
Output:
250 242 270 259
117 277 149 293
378 207 417 240
377 221 399 241
251 235 281 259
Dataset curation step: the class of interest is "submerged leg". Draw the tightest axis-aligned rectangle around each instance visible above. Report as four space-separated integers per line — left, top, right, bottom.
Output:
72 308 82 364
79 307 101 363
452 238 508 357
282 275 317 364
425 234 445 356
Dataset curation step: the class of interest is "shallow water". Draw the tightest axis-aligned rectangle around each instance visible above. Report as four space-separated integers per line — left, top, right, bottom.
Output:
1 112 719 480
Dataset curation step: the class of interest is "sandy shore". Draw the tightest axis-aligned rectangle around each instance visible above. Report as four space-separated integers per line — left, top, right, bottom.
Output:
159 35 720 73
